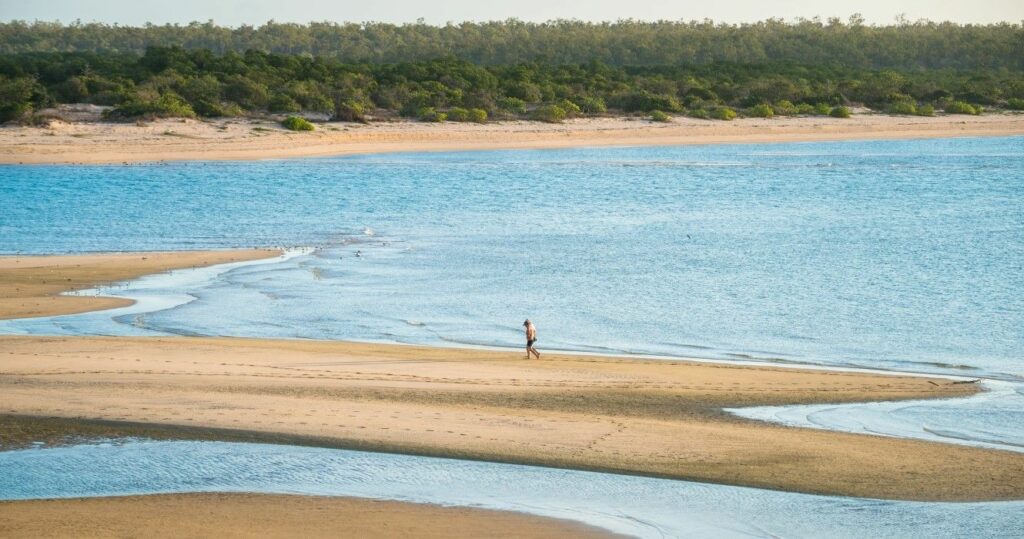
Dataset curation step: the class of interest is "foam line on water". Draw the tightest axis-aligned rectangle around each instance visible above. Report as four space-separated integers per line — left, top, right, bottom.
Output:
0 248 311 336
63 247 312 314
727 380 1024 453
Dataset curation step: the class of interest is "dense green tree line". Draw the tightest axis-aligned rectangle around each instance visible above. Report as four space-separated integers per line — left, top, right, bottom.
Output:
1 47 1022 124
0 18 1022 70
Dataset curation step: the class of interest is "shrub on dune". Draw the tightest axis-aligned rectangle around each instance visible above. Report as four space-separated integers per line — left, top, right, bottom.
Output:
0 77 38 122
795 103 816 115
747 103 774 118
417 107 447 122
497 97 526 114
447 107 471 122
574 96 607 114
914 104 935 116
945 101 981 115
773 100 798 115
888 101 918 115
109 92 197 119
468 108 488 123
334 100 367 123
531 104 567 123
710 107 737 121
829 106 852 118
558 99 583 118
446 107 488 123
649 110 671 122
281 116 315 131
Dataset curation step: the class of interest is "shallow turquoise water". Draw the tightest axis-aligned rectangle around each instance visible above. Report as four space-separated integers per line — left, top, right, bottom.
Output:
2 136 1021 378
2 440 1021 539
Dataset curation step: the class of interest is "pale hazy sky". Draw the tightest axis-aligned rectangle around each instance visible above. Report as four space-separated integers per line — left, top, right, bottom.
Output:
1 0 1022 26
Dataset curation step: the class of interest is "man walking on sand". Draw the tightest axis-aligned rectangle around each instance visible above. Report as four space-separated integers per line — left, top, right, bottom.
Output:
524 319 540 359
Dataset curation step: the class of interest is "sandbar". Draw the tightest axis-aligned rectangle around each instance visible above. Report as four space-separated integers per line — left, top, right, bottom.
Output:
0 493 621 538
3 334 1022 501
0 249 282 320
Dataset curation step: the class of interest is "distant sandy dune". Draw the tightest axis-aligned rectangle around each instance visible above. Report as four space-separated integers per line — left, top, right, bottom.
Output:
2 114 1022 164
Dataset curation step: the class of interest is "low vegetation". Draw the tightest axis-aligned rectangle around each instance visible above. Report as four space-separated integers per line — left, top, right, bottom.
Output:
710 107 737 121
531 104 567 123
0 19 1020 124
649 110 671 122
747 103 775 118
2 19 1020 71
830 105 852 118
416 107 447 122
281 116 314 131
945 101 983 115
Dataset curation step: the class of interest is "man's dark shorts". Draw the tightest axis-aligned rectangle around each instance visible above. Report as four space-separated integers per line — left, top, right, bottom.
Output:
527 339 537 347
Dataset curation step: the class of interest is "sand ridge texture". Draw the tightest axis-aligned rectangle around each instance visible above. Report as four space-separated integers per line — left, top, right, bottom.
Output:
1 114 1023 164
0 250 283 320
3 335 1022 501
0 493 623 538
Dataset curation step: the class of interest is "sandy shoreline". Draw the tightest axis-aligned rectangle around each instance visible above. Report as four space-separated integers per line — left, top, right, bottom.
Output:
2 114 1022 164
4 334 1023 501
0 493 620 538
0 250 282 320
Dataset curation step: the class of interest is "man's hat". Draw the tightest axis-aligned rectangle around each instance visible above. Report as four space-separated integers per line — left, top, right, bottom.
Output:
523 319 530 326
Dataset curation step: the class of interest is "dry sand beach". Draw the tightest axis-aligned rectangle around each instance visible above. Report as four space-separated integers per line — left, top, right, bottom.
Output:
1 114 1023 164
0 493 621 539
5 334 1023 502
